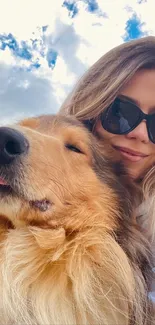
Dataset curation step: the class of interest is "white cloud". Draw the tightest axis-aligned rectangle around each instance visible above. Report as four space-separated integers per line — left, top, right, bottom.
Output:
0 62 59 125
0 0 154 124
0 47 16 65
0 0 65 40
131 0 155 35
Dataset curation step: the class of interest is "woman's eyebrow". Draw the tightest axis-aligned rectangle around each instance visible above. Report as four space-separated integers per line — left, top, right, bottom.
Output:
119 94 155 113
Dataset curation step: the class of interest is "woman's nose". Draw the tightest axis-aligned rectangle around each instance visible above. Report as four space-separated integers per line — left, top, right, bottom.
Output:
126 120 149 143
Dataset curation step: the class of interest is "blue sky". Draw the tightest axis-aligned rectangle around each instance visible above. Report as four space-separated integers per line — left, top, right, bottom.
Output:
0 0 154 124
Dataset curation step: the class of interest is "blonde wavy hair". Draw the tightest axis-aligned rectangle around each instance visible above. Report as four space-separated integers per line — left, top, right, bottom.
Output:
60 36 155 121
60 36 155 243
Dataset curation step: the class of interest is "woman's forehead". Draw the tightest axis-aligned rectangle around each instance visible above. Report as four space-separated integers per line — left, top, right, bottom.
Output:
119 69 155 114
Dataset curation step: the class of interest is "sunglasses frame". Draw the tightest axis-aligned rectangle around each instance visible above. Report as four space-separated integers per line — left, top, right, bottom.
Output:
101 97 155 144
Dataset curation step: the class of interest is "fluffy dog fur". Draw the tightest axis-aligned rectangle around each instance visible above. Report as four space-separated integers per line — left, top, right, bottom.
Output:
0 114 154 325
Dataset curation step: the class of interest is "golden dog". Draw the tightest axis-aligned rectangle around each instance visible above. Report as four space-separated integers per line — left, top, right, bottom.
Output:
0 114 153 325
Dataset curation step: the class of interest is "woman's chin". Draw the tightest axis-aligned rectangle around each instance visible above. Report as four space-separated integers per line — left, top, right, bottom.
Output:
125 160 154 182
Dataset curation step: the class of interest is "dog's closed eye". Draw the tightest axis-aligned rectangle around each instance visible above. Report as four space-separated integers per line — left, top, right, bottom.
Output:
65 144 83 154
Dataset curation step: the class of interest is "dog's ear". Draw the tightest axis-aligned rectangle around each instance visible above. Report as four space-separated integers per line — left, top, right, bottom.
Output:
82 119 94 131
90 135 125 176
89 135 141 217
81 121 141 210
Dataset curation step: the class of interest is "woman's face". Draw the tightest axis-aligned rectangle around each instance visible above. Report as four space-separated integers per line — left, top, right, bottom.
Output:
94 69 155 179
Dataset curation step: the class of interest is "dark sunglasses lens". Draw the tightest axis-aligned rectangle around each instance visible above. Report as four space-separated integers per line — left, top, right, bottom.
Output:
148 115 155 143
101 99 141 134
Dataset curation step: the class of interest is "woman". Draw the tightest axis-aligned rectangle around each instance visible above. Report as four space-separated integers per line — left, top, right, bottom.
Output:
60 36 155 301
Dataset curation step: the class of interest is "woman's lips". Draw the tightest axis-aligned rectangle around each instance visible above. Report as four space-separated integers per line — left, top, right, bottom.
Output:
113 146 149 162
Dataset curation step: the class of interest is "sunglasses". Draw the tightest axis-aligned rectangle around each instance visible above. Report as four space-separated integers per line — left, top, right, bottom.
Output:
101 96 155 144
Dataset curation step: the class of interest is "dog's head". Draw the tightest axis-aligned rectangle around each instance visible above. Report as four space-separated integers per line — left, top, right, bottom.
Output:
0 114 133 231
0 115 153 325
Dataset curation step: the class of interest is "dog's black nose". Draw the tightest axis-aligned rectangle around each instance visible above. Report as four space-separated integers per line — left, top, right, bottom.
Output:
0 127 29 165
